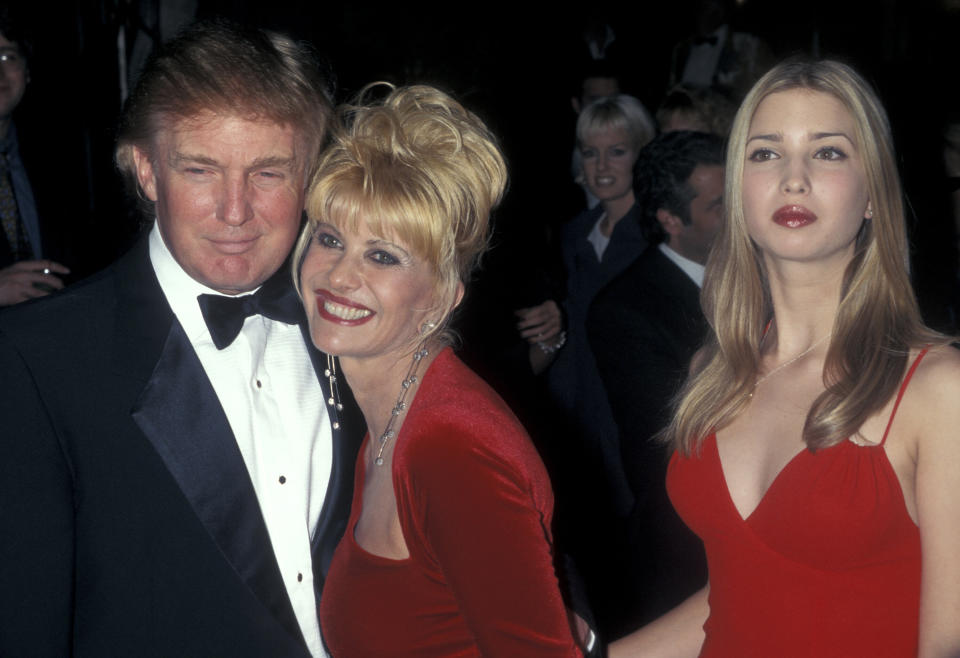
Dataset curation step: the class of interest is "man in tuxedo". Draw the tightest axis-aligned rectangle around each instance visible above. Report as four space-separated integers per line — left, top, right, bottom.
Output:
667 0 773 101
0 20 362 657
587 130 723 627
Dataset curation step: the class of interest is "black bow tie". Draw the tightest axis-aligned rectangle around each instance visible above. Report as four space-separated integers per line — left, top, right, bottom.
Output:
197 284 302 350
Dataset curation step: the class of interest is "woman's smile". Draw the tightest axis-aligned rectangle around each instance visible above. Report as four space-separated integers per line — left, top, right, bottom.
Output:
314 289 375 325
300 221 437 363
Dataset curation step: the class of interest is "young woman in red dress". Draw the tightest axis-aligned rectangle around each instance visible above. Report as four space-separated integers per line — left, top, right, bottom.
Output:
611 59 960 657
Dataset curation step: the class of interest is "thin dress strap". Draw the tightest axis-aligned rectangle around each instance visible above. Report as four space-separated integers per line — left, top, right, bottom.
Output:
879 348 929 446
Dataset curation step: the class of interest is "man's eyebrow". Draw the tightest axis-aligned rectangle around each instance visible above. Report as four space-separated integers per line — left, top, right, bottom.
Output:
167 153 298 169
250 155 298 170
170 151 218 167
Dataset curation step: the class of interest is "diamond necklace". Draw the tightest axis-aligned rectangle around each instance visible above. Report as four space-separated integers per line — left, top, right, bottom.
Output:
324 343 429 465
373 343 428 466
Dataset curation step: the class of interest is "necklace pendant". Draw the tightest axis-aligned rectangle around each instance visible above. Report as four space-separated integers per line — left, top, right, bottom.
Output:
375 456 384 466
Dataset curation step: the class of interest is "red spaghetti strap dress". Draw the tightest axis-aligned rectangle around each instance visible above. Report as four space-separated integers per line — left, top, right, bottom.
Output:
667 350 927 657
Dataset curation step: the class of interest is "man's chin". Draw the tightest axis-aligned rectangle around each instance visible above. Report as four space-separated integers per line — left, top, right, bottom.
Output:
196 266 273 296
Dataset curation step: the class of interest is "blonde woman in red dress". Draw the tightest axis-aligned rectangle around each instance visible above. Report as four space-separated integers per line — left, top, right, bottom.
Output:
612 59 960 657
294 85 583 657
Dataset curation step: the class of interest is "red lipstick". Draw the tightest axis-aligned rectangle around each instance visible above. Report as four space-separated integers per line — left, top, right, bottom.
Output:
773 205 817 228
314 289 375 326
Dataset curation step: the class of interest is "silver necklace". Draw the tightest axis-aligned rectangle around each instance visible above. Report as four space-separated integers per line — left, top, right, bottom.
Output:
374 343 428 466
750 333 830 397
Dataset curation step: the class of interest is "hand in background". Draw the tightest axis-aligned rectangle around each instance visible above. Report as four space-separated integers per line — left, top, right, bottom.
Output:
516 300 565 374
0 260 69 306
515 299 563 344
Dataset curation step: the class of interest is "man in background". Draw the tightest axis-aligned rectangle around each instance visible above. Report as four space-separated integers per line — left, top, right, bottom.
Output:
588 130 724 628
0 7 69 305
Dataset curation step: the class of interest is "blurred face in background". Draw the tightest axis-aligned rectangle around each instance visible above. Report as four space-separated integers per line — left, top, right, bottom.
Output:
0 32 28 125
580 127 638 208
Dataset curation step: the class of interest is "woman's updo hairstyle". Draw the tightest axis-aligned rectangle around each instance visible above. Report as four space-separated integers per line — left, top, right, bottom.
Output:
294 84 508 341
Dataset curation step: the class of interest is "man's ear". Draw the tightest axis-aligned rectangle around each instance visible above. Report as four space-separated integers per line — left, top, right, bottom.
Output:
131 146 159 202
656 207 684 238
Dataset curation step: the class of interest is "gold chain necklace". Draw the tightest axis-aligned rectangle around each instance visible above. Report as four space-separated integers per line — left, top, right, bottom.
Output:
750 333 831 398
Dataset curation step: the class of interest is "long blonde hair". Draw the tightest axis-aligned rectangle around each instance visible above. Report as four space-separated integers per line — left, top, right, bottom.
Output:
667 59 942 455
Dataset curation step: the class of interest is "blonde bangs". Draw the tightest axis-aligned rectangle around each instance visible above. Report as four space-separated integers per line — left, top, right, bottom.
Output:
293 84 507 341
308 160 450 277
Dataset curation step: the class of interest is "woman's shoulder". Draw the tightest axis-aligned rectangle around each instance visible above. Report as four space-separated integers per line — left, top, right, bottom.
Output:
415 349 523 423
562 206 603 242
399 348 545 481
894 344 960 424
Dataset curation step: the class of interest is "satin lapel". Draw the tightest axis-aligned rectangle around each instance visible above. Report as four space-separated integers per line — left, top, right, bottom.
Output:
121 238 304 646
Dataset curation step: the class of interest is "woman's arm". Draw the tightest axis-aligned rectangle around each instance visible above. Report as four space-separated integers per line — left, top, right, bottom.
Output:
914 349 960 657
407 423 582 656
608 586 708 658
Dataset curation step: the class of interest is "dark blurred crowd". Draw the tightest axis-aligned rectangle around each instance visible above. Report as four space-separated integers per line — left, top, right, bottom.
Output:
4 0 959 643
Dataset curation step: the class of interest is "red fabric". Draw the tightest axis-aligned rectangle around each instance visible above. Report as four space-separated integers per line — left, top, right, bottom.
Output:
667 350 927 657
320 348 581 657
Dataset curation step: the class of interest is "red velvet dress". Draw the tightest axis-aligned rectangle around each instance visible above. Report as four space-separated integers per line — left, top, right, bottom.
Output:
319 348 581 657
667 351 926 657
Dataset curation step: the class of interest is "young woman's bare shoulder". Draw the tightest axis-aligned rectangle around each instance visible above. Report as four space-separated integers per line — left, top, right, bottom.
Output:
906 344 960 433
910 344 960 392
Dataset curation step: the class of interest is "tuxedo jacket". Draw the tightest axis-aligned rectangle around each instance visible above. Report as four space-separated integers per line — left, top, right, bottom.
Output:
668 28 773 99
0 235 364 656
549 204 647 518
587 245 708 624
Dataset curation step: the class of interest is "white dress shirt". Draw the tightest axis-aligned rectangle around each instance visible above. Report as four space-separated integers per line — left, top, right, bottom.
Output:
587 213 611 261
149 224 331 657
659 242 705 288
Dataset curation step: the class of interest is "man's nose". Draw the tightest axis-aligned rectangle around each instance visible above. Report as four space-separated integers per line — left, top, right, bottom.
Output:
219 177 254 225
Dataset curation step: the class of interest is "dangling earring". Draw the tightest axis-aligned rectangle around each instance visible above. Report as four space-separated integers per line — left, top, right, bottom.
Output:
865 203 874 219
324 354 343 431
419 321 436 337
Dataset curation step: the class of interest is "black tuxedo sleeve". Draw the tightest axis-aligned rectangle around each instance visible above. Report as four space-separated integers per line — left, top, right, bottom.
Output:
588 291 681 502
0 331 75 656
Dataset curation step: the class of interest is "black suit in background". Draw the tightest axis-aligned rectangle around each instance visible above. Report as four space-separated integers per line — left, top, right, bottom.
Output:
587 244 709 627
0 234 363 657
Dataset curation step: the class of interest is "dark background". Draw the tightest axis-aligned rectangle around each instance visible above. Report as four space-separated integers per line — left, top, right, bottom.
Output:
11 0 960 327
